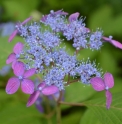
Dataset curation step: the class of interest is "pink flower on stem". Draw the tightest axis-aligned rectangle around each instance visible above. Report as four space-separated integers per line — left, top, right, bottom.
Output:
26 82 59 107
102 36 122 49
6 61 36 94
6 42 24 69
8 16 32 42
90 72 114 109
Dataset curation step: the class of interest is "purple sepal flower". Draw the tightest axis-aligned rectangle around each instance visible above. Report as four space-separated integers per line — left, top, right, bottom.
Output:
102 36 122 49
6 61 36 94
41 10 68 22
90 72 114 109
8 30 18 42
8 17 32 42
69 12 80 22
55 10 68 15
26 82 59 107
6 42 24 68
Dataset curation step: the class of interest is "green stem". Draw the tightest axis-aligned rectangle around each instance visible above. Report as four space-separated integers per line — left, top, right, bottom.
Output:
56 91 62 124
59 101 85 107
56 102 61 124
65 78 80 86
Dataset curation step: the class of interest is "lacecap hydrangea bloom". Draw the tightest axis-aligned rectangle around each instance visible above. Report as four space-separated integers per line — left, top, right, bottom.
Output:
5 10 122 109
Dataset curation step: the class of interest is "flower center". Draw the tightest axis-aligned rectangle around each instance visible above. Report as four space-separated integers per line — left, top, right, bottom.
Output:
105 86 109 90
19 76 23 80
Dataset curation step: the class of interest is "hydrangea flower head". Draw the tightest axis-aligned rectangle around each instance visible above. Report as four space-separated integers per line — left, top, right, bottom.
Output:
90 72 114 109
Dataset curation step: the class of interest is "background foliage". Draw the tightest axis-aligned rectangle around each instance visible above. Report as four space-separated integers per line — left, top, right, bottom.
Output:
0 0 122 124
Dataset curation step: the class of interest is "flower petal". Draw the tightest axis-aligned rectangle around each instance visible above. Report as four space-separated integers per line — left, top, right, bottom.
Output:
6 53 16 64
13 42 24 54
104 72 114 88
102 36 122 49
37 82 46 91
69 12 80 22
35 97 44 113
42 85 59 95
24 68 36 78
54 10 68 15
12 60 17 69
41 15 48 22
8 30 18 42
90 77 105 91
6 77 20 94
21 79 34 94
106 90 112 109
13 61 25 76
26 90 40 107
21 16 32 25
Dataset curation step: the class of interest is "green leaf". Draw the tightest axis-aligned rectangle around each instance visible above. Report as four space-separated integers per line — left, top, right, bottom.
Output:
80 109 101 124
103 14 122 35
88 5 112 30
0 36 22 69
88 5 122 36
84 92 122 124
3 0 40 21
98 49 117 75
65 82 96 103
62 108 84 124
0 103 41 124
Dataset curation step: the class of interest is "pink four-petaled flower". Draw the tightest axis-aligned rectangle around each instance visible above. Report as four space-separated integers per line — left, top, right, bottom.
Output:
90 72 114 109
26 82 59 107
6 61 36 94
6 42 24 69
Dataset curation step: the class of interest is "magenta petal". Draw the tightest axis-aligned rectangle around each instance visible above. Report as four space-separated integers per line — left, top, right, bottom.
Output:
54 10 68 15
6 77 20 94
104 72 114 89
69 12 80 22
106 90 112 109
37 82 46 90
8 30 18 42
21 16 32 25
102 36 122 49
90 77 105 91
13 42 24 54
13 61 25 76
12 60 17 69
85 27 90 33
41 15 48 22
26 90 40 107
42 85 59 95
35 98 44 113
21 79 34 94
6 53 16 64
23 68 36 78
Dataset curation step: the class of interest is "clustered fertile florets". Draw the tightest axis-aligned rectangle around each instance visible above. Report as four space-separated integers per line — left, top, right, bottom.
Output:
5 10 122 109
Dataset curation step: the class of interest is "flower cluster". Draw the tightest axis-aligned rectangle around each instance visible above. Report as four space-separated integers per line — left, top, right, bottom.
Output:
5 10 122 109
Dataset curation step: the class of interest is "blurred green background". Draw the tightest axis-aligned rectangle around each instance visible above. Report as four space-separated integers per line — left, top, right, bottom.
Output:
0 0 122 124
